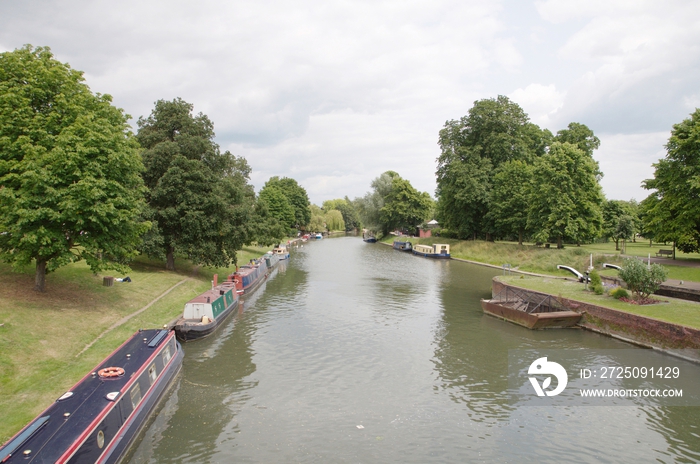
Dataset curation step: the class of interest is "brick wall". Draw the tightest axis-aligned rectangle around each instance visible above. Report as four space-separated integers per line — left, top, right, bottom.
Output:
492 278 700 352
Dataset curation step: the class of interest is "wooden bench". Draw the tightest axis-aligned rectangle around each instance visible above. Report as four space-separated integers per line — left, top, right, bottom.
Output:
656 249 673 258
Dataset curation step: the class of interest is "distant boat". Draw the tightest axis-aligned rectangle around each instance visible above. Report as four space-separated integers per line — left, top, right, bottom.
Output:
393 240 412 251
272 243 290 259
363 237 377 243
315 233 323 240
0 329 183 463
412 243 450 258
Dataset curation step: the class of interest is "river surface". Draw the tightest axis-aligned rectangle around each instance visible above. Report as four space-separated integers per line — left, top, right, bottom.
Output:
129 236 700 463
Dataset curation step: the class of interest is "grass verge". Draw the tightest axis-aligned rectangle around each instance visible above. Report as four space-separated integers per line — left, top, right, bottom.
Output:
0 244 278 443
384 236 700 282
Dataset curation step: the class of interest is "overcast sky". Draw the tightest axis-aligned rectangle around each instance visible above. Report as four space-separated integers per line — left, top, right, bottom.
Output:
2 0 699 205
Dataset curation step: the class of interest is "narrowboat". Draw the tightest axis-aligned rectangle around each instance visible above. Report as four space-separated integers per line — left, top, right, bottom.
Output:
362 232 377 243
229 256 270 295
264 251 280 269
173 278 239 342
0 329 183 464
314 233 323 240
412 243 450 258
392 240 413 252
272 243 290 260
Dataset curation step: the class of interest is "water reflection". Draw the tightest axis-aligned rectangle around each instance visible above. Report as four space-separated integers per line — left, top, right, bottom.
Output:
131 237 700 462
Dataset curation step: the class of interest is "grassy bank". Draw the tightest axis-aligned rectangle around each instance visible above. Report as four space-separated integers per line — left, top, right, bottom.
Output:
498 275 700 329
383 236 700 282
0 244 274 443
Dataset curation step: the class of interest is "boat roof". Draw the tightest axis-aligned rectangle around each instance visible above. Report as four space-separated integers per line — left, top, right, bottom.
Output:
185 283 235 304
0 329 175 463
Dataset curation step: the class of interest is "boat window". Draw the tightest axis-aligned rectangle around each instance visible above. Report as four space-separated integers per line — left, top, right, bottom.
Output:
97 430 105 449
130 383 142 410
162 345 172 364
148 363 157 384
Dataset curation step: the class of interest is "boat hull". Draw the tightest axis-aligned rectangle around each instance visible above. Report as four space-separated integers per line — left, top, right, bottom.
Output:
412 250 450 258
481 299 581 329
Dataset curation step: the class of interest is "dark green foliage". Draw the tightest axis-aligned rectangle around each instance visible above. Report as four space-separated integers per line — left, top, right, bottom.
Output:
0 45 148 291
554 122 600 157
322 197 361 231
259 176 311 230
593 284 605 295
527 142 604 248
589 270 602 287
137 98 253 270
618 258 668 299
642 109 700 253
355 171 433 235
488 160 532 245
435 95 552 239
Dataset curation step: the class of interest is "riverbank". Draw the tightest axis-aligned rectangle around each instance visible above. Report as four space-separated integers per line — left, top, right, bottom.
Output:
381 236 700 282
0 244 277 443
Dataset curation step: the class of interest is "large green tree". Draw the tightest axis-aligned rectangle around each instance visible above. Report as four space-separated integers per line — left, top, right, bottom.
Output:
435 95 551 239
379 176 433 234
138 98 253 271
323 197 361 231
0 45 148 291
355 171 432 235
261 176 311 230
527 142 604 248
642 109 700 254
258 182 295 231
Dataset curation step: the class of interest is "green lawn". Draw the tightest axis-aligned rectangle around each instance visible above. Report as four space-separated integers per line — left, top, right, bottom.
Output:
0 244 280 443
498 275 700 329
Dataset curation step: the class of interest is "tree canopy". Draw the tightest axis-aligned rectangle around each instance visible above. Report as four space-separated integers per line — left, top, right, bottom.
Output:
642 109 700 253
354 171 432 235
0 45 148 291
435 96 605 245
435 95 552 240
258 176 311 232
137 98 253 270
527 142 604 248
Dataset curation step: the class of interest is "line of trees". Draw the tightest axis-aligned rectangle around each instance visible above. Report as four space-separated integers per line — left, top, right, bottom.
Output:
435 96 607 247
0 46 311 290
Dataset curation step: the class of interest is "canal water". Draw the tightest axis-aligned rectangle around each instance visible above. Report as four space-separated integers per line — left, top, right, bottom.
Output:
129 236 700 463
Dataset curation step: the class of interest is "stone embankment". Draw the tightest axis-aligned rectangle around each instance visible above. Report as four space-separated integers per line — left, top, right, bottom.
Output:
492 277 700 361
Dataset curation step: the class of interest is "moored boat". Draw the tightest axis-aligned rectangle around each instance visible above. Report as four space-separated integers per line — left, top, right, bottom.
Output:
0 329 183 464
272 243 290 259
392 240 412 251
412 243 450 258
173 278 239 342
229 256 270 295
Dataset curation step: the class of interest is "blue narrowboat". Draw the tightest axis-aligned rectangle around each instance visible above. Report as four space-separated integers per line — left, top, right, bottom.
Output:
0 329 183 464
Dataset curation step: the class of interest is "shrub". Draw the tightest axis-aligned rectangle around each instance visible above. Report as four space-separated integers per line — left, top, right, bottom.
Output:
618 258 668 299
609 287 629 299
592 283 605 295
589 270 602 287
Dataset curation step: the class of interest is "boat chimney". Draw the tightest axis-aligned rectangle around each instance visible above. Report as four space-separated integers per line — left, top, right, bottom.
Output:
213 274 218 288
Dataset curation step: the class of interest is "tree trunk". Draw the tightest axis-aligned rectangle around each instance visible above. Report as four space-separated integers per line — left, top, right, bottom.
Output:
34 259 47 292
166 246 176 271
557 236 563 249
673 241 676 260
615 239 619 251
649 238 652 247
518 229 523 246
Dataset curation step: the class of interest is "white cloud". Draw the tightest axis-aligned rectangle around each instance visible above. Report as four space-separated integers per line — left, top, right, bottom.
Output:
594 132 668 201
509 83 565 129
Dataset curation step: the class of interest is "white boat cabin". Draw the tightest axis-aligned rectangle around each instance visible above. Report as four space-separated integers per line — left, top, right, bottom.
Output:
414 244 450 255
